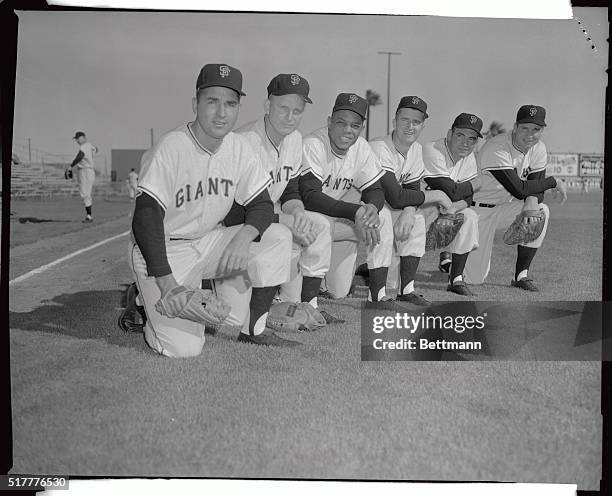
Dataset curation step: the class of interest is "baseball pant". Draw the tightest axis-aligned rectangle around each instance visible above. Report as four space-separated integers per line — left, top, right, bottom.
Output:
322 207 394 299
277 211 332 303
385 206 426 291
127 183 137 200
129 223 292 358
463 201 549 284
75 167 95 208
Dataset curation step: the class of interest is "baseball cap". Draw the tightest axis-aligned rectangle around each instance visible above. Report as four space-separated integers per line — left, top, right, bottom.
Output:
396 96 429 118
451 113 483 138
196 63 246 97
267 73 312 103
516 105 546 127
332 93 368 120
73 131 85 139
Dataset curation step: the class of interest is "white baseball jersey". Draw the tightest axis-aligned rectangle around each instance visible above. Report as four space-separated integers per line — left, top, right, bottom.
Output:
369 134 425 185
236 117 302 205
137 123 271 240
301 127 384 203
127 170 138 186
474 132 547 205
76 142 97 169
422 138 479 183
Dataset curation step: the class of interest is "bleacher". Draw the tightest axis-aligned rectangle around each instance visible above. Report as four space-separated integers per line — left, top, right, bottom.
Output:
10 161 123 198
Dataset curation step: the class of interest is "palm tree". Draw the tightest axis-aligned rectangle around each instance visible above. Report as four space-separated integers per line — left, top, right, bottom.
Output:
365 89 382 140
484 121 506 140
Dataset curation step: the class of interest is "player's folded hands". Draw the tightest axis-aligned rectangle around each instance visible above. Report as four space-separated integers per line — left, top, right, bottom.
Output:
358 203 380 228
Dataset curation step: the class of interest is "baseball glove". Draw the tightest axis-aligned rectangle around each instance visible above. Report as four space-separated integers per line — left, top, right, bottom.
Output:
266 302 326 333
503 209 546 245
425 212 464 251
154 285 230 327
64 168 73 180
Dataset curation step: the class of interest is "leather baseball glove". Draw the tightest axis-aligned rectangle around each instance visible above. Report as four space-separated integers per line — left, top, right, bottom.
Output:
64 168 73 180
154 285 230 327
503 209 546 245
425 212 464 251
266 302 326 333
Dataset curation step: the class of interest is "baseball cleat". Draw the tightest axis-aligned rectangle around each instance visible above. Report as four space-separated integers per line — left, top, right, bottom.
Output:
82 216 94 223
237 328 301 347
370 296 415 312
318 309 346 324
118 283 146 333
438 252 451 273
396 292 431 306
447 280 475 297
511 278 539 292
318 289 336 299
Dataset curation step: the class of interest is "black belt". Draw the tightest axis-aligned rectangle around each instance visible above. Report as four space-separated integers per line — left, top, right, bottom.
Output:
471 201 496 208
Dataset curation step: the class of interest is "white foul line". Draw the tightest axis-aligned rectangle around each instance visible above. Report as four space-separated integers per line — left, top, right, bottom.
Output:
9 230 131 286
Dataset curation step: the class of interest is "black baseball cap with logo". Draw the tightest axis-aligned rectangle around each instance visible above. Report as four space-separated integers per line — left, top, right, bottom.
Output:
451 113 483 138
332 93 368 120
396 96 429 119
196 63 246 96
73 131 85 139
516 105 547 127
267 73 312 103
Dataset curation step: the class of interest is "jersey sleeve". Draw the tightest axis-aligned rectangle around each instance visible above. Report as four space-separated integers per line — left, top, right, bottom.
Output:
528 142 548 173
136 138 178 211
459 155 479 182
369 140 395 174
422 142 450 179
478 139 514 172
354 140 384 191
405 145 425 184
301 137 327 182
234 141 273 206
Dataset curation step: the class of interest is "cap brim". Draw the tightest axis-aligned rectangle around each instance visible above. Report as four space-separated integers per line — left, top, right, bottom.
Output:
332 105 366 120
398 105 428 119
269 92 312 104
516 118 546 127
198 83 246 97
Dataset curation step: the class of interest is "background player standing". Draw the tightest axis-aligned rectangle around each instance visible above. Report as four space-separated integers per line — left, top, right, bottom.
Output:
369 96 453 305
464 105 567 291
126 167 139 202
233 74 340 322
68 131 97 222
422 113 482 296
122 63 297 356
299 93 394 304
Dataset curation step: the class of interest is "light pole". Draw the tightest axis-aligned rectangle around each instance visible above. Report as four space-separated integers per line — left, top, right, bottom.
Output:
377 51 402 135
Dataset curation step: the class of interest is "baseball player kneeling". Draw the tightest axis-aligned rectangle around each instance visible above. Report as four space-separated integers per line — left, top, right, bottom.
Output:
231 74 341 325
121 63 298 357
370 96 454 306
422 113 483 297
463 105 567 291
299 93 396 305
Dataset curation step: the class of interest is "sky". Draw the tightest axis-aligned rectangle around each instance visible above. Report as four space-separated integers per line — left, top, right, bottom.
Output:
11 7 608 170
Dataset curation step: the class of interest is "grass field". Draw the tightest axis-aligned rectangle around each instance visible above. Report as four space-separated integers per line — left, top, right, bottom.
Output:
7 191 603 488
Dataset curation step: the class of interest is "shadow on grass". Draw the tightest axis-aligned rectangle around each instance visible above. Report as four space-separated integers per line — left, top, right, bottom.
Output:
9 285 150 353
17 216 74 224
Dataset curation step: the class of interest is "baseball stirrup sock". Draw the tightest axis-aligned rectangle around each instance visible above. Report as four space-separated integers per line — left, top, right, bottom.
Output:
86 206 92 216
450 252 469 283
301 276 322 305
249 286 279 335
515 246 537 280
368 267 388 302
399 256 420 295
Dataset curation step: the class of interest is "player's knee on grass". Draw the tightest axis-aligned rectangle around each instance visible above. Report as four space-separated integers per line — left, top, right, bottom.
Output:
144 324 206 359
